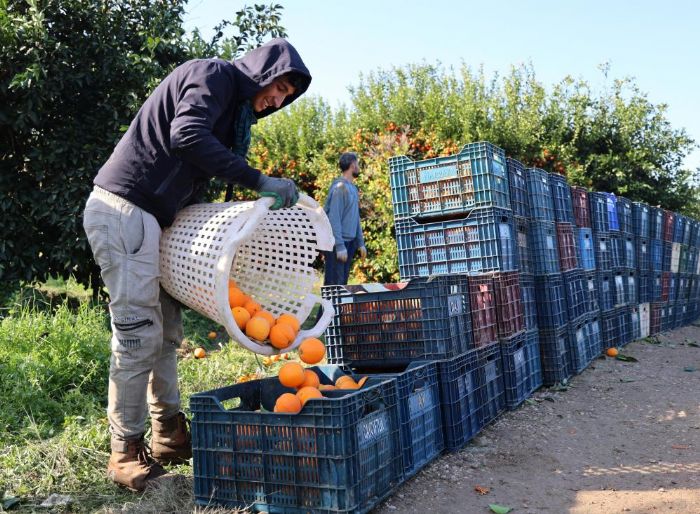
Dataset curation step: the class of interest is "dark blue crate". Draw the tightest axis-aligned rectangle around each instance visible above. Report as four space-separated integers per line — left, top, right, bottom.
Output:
549 173 574 223
662 242 673 272
638 272 651 304
538 326 572 386
587 315 603 358
525 168 555 222
323 276 473 369
437 348 485 451
604 193 620 231
395 207 517 278
628 305 641 342
669 273 678 303
583 272 600 313
619 306 632 345
515 218 533 274
676 274 689 302
649 207 664 240
568 316 598 374
479 343 506 426
671 243 681 273
594 232 614 271
520 274 538 330
500 330 542 409
679 245 689 273
589 192 608 232
389 141 510 220
608 234 625 269
621 234 636 269
651 272 663 301
682 217 692 246
577 228 596 271
651 239 663 271
616 196 633 234
563 270 587 321
364 361 444 479
673 214 685 243
632 202 650 238
612 270 629 307
687 247 698 274
622 270 638 305
190 372 402 513
507 157 529 219
534 274 567 329
601 307 625 348
529 221 560 275
596 272 614 311
636 237 650 271
661 304 673 331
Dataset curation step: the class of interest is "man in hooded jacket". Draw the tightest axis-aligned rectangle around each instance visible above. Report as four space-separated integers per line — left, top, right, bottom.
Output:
82 38 311 491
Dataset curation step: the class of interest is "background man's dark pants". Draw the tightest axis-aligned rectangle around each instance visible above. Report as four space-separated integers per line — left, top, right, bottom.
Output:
323 238 359 286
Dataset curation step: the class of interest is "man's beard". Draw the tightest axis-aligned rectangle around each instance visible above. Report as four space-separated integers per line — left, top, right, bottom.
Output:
352 169 360 178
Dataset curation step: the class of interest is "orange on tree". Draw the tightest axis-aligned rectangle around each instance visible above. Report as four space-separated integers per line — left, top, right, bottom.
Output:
299 369 320 389
269 322 296 349
246 316 271 341
278 362 306 388
276 313 300 333
274 393 302 413
193 347 206 359
296 386 322 406
606 347 619 357
232 306 251 330
298 338 326 364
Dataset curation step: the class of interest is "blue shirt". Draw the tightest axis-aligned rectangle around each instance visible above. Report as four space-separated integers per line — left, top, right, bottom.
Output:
324 177 365 251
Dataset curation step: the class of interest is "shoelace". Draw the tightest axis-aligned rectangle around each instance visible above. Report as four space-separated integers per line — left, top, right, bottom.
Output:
136 441 157 467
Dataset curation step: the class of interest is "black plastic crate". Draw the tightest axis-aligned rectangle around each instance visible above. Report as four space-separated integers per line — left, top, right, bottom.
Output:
571 186 591 228
479 343 506 426
507 157 529 219
616 196 633 234
587 315 603 359
619 306 632 345
549 172 574 223
563 270 587 321
661 304 673 331
589 192 608 232
469 274 498 347
525 168 555 222
395 207 517 278
594 232 614 272
638 272 651 304
538 326 572 386
515 218 533 274
499 330 542 409
583 272 600 313
608 233 625 269
679 245 690 274
520 274 538 330
529 221 560 275
621 234 636 269
362 361 444 479
492 271 525 338
668 273 677 303
577 228 596 271
622 270 638 305
322 276 473 369
662 242 673 272
596 272 615 311
389 141 510 221
533 274 567 329
649 207 664 240
632 201 650 238
651 272 663 301
636 237 650 271
601 307 625 348
190 372 402 513
651 239 663 271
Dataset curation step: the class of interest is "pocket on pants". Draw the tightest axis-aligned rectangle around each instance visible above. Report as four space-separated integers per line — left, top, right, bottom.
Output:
84 222 113 270
124 210 161 308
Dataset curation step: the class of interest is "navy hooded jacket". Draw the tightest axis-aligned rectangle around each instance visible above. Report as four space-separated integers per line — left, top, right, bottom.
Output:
93 38 311 227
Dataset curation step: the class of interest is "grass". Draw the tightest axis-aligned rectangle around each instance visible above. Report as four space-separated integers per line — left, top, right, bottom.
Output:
0 279 314 513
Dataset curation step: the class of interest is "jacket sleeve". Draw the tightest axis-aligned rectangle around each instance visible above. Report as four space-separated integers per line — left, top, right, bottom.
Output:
356 213 365 248
169 61 261 190
326 182 348 251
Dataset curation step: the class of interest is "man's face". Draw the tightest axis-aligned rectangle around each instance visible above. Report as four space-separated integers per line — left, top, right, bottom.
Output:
252 77 296 113
351 160 360 178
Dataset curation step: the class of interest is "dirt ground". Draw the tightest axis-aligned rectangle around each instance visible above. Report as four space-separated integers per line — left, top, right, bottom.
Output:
374 325 700 514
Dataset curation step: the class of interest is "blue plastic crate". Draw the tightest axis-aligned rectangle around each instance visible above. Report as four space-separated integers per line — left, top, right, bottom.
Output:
669 273 678 303
538 326 572 386
601 307 625 348
594 232 614 271
662 242 673 272
549 172 574 223
671 243 681 273
616 196 633 234
577 228 596 271
676 274 689 302
619 306 633 345
395 207 517 278
583 272 600 313
638 272 651 304
515 218 533 274
687 247 698 274
651 239 663 271
682 218 692 245
507 157 529 219
661 304 673 331
529 221 560 275
629 305 641 342
604 193 620 231
322 276 473 369
596 272 615 311
568 316 598 374
679 245 689 273
520 274 538 330
525 168 555 222
533 274 567 329
364 361 444 479
649 207 664 240
632 202 650 238
479 343 506 426
608 234 625 269
563 270 588 321
622 270 638 305
651 272 663 301
673 214 685 243
621 234 636 269
190 372 403 513
589 192 609 232
636 237 650 271
389 141 510 220
499 330 542 409
436 348 485 451
587 315 603 358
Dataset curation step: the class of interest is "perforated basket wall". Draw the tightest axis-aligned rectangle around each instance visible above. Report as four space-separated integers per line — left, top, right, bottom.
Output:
159 196 334 355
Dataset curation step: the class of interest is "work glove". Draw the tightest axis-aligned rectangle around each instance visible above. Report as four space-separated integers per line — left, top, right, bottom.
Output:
255 174 299 210
359 246 367 259
335 245 348 263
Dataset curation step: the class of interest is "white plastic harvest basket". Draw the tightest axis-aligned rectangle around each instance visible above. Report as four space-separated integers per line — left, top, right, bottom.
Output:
159 194 335 355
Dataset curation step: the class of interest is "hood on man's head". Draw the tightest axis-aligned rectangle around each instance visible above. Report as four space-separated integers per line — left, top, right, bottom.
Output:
233 38 312 118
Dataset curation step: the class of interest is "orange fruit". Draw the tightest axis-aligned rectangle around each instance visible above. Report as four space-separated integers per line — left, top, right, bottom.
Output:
269 322 296 349
606 347 619 357
207 331 217 340
299 369 320 389
246 316 271 341
298 338 326 364
335 375 358 389
228 287 247 308
232 306 251 330
193 347 206 359
244 299 262 318
318 384 336 391
278 362 306 388
296 386 322 406
256 310 276 327
357 376 368 388
228 279 237 289
274 393 302 413
276 313 300 333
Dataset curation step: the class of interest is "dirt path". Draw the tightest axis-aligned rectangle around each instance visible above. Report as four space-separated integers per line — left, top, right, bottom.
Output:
375 325 700 514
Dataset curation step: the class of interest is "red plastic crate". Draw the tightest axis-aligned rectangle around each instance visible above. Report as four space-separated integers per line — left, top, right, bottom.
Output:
492 271 524 338
663 210 674 242
468 275 497 347
650 302 663 335
661 272 670 301
556 222 578 272
571 186 591 228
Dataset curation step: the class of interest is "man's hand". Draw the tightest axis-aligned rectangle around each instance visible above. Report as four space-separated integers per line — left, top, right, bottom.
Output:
336 246 348 263
255 174 299 209
359 246 367 259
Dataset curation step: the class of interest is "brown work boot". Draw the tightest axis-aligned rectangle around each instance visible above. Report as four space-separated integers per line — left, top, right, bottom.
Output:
151 411 192 465
107 436 169 492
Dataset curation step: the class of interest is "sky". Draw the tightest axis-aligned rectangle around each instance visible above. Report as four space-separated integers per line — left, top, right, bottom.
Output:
183 0 700 170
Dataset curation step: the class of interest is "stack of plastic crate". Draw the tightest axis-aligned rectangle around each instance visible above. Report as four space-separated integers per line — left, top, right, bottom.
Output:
633 201 652 339
615 196 637 346
648 206 665 335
